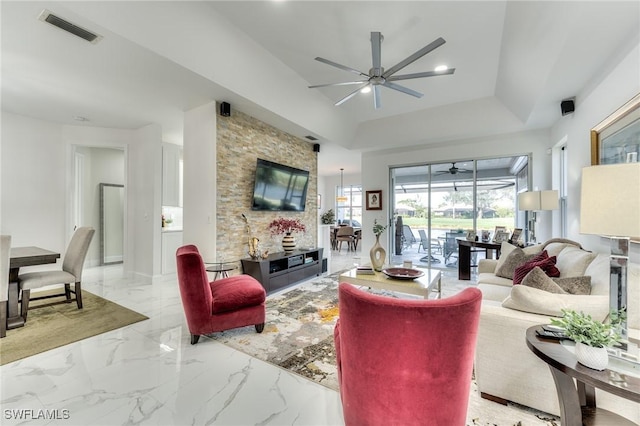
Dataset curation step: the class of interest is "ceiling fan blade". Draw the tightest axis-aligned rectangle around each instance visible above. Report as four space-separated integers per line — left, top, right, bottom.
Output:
314 57 369 77
373 85 381 109
308 81 368 89
382 81 424 98
371 32 382 75
388 68 456 81
382 37 446 79
335 83 370 106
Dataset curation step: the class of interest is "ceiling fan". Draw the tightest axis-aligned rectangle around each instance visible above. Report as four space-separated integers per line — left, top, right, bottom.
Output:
308 31 455 109
435 162 473 176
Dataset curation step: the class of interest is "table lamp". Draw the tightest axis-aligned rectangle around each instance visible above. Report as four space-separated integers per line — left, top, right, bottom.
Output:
580 162 640 346
517 190 559 243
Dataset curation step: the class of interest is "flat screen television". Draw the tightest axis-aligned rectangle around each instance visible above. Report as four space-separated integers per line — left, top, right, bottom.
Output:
251 159 309 211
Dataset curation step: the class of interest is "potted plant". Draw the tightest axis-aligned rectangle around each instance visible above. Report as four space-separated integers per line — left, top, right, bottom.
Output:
321 209 335 225
550 309 624 370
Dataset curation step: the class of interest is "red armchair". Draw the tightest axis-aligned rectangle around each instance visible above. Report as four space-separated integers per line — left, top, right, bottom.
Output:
176 245 266 344
334 284 482 426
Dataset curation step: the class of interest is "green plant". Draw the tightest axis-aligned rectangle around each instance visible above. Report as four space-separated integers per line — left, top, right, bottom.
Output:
550 309 623 348
320 209 335 225
373 219 387 237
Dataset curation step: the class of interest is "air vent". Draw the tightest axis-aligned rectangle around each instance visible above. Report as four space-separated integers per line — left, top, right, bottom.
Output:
38 10 103 44
305 135 318 141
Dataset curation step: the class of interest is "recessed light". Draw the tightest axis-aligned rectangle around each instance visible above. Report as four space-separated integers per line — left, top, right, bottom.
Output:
435 65 448 72
360 86 372 94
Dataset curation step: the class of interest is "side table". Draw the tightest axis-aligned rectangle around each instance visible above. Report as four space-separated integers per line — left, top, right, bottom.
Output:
205 262 238 281
526 326 639 426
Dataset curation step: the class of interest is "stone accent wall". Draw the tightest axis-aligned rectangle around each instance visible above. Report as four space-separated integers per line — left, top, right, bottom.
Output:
216 108 317 264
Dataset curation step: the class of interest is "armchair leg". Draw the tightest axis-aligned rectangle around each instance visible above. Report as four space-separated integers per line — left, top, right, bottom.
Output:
21 289 30 323
255 323 265 333
190 334 200 345
65 283 71 302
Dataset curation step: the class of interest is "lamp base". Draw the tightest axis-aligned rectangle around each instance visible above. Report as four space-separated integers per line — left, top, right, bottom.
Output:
609 236 629 343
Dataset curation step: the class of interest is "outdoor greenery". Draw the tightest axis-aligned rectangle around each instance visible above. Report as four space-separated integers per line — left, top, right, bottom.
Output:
401 216 515 231
550 309 624 348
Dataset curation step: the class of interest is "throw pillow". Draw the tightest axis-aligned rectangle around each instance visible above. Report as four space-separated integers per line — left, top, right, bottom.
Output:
501 285 565 317
495 246 526 279
552 276 592 295
521 266 567 294
555 246 597 277
494 242 519 272
513 254 560 284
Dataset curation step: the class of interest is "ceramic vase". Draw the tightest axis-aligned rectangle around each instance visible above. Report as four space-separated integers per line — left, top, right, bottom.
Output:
282 232 296 254
575 342 608 371
370 235 386 272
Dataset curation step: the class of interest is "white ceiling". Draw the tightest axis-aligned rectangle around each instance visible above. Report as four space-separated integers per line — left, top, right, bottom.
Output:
2 1 639 177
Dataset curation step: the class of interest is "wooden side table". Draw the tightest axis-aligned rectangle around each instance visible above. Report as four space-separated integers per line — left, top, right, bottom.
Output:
526 326 639 426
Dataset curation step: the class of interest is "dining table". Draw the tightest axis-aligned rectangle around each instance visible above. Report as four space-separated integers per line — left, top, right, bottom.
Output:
6 246 60 330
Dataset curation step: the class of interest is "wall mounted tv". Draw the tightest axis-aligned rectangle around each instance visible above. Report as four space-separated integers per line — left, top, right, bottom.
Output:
251 159 310 211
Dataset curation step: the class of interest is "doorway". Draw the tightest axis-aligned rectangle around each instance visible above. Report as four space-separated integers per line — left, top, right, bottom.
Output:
73 146 126 267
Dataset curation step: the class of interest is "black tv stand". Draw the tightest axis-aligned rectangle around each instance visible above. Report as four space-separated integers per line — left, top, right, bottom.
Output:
241 248 324 294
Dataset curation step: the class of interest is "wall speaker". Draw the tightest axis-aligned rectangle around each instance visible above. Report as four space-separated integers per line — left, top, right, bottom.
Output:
313 143 320 153
220 102 231 117
561 98 575 116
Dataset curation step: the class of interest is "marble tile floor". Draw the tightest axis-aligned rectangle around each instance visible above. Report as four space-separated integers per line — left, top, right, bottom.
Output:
0 250 476 426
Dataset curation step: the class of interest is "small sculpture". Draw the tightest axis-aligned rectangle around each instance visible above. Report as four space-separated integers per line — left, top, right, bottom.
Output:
242 214 268 259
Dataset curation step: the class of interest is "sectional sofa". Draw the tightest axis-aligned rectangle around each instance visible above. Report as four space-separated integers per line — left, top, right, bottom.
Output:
474 239 640 423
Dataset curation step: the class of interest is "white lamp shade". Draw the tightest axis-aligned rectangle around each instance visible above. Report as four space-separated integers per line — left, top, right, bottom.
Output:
580 163 640 237
518 190 559 211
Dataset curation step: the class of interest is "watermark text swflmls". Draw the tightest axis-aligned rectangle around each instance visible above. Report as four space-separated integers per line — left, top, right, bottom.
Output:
4 409 70 420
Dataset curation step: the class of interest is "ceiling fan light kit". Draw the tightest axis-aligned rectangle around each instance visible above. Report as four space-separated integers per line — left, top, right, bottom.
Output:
309 31 455 109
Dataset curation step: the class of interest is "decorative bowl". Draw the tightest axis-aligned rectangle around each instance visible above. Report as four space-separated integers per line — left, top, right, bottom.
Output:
382 267 424 280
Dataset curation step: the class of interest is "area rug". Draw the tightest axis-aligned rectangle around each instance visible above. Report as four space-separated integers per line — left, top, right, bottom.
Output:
212 271 560 425
0 290 148 366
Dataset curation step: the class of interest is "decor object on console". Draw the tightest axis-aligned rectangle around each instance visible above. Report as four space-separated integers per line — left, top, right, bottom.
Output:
334 284 481 425
176 245 266 345
370 219 387 271
517 190 558 243
19 227 95 322
268 217 306 254
550 309 623 370
242 213 268 260
580 162 640 347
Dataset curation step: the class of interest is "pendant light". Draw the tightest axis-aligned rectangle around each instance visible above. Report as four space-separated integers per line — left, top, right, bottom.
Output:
337 168 348 202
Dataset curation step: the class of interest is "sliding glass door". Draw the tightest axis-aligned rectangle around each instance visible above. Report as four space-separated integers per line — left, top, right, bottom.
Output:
390 155 529 269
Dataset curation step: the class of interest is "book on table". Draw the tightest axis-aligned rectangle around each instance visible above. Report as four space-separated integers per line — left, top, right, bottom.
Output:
356 266 375 275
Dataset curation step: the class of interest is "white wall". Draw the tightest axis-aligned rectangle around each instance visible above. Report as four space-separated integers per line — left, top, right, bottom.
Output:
360 129 552 254
1 112 163 278
550 40 640 260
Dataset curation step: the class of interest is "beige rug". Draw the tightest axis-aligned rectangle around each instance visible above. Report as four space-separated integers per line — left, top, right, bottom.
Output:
212 272 560 426
0 290 148 365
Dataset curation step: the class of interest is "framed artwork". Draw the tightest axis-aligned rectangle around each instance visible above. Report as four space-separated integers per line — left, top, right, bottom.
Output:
591 93 640 165
466 231 476 241
492 226 506 242
494 231 510 243
366 190 382 210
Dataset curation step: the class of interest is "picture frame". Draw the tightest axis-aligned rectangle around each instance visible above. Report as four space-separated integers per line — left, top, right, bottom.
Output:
510 228 523 244
466 231 476 241
591 93 640 165
481 230 491 242
494 230 510 243
492 226 506 242
366 190 382 210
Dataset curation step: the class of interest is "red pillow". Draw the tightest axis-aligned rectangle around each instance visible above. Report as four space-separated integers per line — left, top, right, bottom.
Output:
513 254 560 284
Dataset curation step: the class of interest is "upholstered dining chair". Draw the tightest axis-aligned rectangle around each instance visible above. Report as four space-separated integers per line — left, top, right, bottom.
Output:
19 227 95 322
336 226 355 252
176 244 266 344
334 284 482 426
1 235 11 338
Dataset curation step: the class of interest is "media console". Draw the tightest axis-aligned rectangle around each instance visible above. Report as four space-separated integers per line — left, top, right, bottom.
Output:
241 248 324 294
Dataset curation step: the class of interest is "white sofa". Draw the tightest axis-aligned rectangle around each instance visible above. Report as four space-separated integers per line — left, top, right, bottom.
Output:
475 239 640 423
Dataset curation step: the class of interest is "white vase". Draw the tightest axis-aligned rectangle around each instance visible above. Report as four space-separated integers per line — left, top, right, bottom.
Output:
282 233 296 254
370 235 386 272
574 342 608 371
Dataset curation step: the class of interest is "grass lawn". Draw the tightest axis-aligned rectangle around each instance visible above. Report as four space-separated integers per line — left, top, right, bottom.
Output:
401 216 515 231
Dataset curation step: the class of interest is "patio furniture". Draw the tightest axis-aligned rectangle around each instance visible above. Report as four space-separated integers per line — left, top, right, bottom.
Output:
417 230 442 263
444 231 464 267
402 225 416 249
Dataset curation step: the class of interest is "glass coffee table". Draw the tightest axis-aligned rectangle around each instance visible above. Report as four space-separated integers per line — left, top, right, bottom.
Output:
339 267 441 299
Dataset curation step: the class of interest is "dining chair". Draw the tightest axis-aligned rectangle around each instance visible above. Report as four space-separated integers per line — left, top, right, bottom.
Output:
19 227 95 322
336 226 355 252
0 235 11 338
